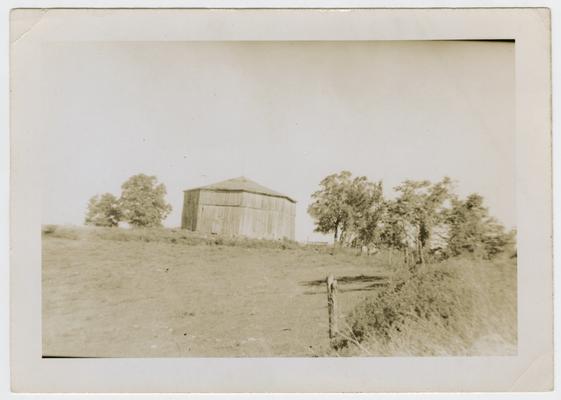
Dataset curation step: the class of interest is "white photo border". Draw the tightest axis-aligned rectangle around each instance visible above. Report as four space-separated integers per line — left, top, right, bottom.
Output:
8 6 553 394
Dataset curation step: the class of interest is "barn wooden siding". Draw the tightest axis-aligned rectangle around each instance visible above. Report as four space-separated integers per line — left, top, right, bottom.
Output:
181 190 200 231
181 189 295 240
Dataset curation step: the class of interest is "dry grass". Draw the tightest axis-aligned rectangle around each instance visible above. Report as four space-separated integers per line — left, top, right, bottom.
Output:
44 224 304 249
42 225 386 357
42 225 516 357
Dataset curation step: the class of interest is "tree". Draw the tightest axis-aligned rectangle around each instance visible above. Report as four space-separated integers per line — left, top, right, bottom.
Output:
393 177 453 265
354 194 385 248
345 177 384 247
119 174 172 227
378 199 412 264
308 171 384 246
482 222 516 259
445 193 515 259
85 193 122 227
445 193 488 257
308 171 353 243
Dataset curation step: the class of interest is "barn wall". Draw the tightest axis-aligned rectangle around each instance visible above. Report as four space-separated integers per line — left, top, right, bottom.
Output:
184 189 296 240
195 204 245 236
181 190 200 230
198 190 244 207
239 192 295 240
194 190 243 236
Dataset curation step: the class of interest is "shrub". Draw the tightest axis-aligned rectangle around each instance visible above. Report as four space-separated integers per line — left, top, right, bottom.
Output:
348 264 475 343
42 225 82 240
42 225 57 234
341 257 516 355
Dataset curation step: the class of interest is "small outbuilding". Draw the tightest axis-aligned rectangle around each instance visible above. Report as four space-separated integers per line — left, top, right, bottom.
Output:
181 177 296 240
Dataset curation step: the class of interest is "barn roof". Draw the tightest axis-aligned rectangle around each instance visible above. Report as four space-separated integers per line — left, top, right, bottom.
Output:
185 177 296 203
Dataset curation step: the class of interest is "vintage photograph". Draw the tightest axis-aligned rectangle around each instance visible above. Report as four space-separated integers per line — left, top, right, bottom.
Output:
40 40 517 358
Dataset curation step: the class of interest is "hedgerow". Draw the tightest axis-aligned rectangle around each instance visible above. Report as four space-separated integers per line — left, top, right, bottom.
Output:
338 257 516 355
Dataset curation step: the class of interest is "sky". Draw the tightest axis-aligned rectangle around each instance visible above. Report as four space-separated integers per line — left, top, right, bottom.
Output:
40 41 515 242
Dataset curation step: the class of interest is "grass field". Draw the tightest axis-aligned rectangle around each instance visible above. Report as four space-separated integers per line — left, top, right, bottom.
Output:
42 226 516 357
42 226 389 357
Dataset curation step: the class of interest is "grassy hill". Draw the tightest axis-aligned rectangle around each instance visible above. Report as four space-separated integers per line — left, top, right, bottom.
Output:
42 225 516 357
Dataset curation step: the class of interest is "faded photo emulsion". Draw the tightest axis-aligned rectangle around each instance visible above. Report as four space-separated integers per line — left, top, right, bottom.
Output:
40 40 517 358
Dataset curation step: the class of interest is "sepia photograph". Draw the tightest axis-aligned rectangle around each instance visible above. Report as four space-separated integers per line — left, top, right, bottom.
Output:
39 39 517 358
8 7 553 394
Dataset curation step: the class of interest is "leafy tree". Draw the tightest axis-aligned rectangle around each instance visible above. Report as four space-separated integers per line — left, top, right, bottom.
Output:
377 199 412 263
482 223 516 259
445 193 515 259
119 174 172 227
345 177 384 246
85 193 122 227
308 171 352 243
393 177 453 265
354 198 386 248
308 172 515 263
445 193 488 257
308 171 384 245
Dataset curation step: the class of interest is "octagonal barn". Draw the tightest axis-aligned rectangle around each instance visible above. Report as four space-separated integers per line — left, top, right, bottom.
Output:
181 177 296 240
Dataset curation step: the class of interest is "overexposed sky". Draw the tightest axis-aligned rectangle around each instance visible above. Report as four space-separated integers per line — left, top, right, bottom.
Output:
40 41 515 242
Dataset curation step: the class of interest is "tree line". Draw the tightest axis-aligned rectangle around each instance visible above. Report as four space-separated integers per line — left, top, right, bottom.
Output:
307 171 515 263
85 174 172 228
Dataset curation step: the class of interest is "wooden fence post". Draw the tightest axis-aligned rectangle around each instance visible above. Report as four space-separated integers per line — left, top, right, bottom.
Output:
326 274 338 342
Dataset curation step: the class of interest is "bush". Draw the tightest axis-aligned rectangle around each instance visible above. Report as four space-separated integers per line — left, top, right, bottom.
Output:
42 225 57 234
42 225 82 240
340 257 516 355
348 264 474 341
